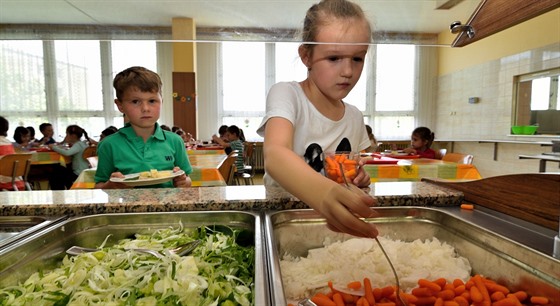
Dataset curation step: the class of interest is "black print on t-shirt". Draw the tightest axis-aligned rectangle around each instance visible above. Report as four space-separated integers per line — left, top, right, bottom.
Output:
304 138 351 173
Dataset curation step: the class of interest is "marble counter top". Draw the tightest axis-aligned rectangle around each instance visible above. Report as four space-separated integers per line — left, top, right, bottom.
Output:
1 182 463 217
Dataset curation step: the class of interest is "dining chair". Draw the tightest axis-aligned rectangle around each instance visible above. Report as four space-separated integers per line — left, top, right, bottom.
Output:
0 153 33 191
435 148 447 160
442 152 474 165
218 152 238 185
82 145 97 160
235 143 257 185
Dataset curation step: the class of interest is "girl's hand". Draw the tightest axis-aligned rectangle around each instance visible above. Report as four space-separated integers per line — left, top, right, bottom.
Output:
318 183 379 238
352 160 371 187
173 166 191 188
402 147 416 154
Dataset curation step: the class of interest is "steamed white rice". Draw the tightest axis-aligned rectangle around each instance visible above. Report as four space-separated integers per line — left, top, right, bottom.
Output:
280 236 472 300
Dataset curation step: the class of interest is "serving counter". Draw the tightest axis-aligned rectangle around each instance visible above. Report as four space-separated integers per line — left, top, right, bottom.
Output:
1 174 559 305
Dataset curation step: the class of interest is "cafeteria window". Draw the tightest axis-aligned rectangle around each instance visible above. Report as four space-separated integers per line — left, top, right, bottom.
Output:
217 42 421 141
0 40 157 141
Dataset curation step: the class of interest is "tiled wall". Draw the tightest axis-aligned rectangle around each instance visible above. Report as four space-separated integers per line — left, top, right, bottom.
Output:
435 43 560 177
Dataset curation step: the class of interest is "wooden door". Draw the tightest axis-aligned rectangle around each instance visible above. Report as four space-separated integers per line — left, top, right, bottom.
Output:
172 72 196 136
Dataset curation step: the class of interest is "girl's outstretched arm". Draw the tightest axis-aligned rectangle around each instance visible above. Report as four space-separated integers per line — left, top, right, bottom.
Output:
263 117 379 238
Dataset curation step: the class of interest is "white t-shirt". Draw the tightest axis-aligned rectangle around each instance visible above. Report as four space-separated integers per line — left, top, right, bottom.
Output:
257 81 370 186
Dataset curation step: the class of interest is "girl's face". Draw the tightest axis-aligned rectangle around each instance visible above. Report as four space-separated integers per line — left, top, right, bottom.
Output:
301 18 370 103
116 87 162 131
411 134 428 150
20 133 30 144
226 131 238 142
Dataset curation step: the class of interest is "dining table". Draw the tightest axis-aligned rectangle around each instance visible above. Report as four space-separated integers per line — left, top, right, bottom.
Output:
27 149 73 190
187 148 225 155
363 157 482 182
70 153 228 189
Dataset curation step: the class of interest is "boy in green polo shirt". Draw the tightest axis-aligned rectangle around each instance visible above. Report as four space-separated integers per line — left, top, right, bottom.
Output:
94 66 192 189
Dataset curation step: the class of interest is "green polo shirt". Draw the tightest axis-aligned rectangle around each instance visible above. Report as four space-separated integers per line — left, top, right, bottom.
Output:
95 123 192 188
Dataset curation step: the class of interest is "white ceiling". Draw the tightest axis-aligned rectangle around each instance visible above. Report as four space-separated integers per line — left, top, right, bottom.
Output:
0 0 481 34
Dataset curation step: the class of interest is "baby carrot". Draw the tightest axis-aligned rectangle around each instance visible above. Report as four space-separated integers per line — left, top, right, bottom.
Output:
492 297 519 306
363 277 376 305
433 278 448 288
453 296 469 306
454 285 466 295
332 293 345 306
460 204 474 210
412 287 433 297
452 279 465 287
437 289 456 300
415 296 437 305
340 292 355 304
347 281 362 290
443 301 460 306
470 285 483 303
402 292 418 304
485 282 510 295
372 287 383 302
435 297 444 306
418 278 442 292
381 286 394 299
311 294 336 306
362 298 370 306
375 303 396 306
509 291 528 302
472 274 491 303
356 298 364 306
530 296 550 305
491 291 506 301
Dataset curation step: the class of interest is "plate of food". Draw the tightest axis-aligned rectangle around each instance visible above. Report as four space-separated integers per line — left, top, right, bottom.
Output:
110 169 184 187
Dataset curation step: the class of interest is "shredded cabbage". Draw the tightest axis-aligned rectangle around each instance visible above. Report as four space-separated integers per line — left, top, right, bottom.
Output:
0 225 255 306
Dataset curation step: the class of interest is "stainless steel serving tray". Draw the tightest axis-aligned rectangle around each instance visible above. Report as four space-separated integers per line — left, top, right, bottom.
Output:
265 207 560 306
0 211 267 305
0 215 68 249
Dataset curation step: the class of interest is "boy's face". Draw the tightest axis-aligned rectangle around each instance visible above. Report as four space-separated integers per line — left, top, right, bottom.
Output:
42 125 54 138
115 87 162 130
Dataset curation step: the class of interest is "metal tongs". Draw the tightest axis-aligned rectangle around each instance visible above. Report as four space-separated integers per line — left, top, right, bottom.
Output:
66 239 201 259
338 163 408 306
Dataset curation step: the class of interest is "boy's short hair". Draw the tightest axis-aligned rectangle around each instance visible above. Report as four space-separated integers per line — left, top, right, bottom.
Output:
39 122 52 133
113 66 162 101
0 116 8 136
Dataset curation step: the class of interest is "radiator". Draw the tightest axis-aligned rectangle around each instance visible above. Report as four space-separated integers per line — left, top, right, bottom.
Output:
254 143 264 171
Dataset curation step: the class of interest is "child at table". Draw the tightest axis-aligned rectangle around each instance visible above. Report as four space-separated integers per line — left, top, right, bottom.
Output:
37 122 57 145
212 125 244 173
403 126 436 159
12 126 32 152
256 0 378 239
48 125 92 190
94 66 192 189
0 116 26 190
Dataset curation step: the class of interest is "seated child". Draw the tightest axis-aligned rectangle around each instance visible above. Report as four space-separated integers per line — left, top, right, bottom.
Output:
402 126 436 159
94 66 192 189
12 126 32 152
48 125 92 190
0 116 26 190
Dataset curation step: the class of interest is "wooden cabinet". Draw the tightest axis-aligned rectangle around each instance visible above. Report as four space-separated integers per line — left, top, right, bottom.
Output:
452 0 560 47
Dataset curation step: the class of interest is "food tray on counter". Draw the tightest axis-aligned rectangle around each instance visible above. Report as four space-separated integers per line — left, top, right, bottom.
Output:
264 207 560 306
0 215 68 249
0 211 267 305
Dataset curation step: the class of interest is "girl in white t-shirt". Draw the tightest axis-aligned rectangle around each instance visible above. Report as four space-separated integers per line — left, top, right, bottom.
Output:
257 0 378 239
